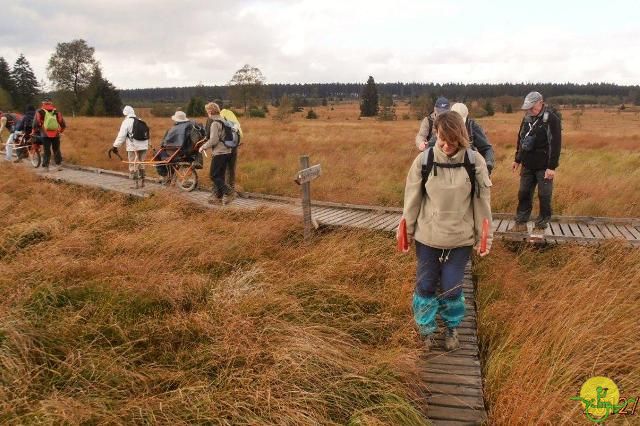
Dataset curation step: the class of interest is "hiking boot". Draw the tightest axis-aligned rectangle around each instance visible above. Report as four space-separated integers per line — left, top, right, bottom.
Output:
444 328 460 351
534 220 549 230
423 334 436 351
511 222 528 233
56 165 63 171
222 192 236 205
44 166 50 172
13 158 21 163
208 195 222 205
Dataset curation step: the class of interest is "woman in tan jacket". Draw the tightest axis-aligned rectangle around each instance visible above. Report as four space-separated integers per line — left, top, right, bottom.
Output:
401 111 493 351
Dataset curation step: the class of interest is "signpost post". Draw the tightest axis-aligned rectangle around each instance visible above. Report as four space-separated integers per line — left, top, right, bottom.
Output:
295 155 321 240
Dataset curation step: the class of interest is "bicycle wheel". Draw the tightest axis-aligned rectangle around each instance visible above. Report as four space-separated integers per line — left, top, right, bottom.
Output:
176 164 197 191
29 147 41 168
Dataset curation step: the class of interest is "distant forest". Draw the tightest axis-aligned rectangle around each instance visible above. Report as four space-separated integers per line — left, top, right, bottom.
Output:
121 82 640 105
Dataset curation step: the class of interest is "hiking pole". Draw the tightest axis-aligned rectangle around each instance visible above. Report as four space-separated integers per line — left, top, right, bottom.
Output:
107 147 123 161
480 218 489 254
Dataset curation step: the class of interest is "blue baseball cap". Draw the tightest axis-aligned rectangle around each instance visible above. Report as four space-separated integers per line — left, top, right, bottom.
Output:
434 96 451 114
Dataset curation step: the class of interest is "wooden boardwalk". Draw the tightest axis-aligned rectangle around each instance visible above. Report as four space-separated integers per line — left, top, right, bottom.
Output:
12 161 640 425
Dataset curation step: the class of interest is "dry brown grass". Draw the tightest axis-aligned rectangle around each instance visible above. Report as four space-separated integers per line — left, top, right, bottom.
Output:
0 163 434 425
475 242 640 424
39 104 640 216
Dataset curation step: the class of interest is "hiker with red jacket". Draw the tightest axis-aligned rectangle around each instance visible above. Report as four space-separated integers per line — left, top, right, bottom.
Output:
32 99 66 171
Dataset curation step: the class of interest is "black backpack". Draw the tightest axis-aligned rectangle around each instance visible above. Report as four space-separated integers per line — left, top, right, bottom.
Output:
421 147 478 198
130 117 150 141
212 118 241 148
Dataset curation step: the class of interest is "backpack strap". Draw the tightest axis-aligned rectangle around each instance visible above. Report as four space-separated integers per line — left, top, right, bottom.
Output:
466 119 474 146
426 115 434 141
464 148 478 198
420 147 434 195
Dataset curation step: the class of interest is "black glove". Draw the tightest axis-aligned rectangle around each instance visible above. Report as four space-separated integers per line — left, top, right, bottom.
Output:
112 146 118 154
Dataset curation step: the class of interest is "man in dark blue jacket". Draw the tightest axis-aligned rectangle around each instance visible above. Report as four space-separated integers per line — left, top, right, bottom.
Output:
12 105 36 162
512 91 562 231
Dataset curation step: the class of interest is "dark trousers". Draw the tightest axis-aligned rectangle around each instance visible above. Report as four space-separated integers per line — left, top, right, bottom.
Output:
210 153 233 198
225 147 238 191
413 242 470 334
516 167 553 224
41 136 62 167
415 242 471 299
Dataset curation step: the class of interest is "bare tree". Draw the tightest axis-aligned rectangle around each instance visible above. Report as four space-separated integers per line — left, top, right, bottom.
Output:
228 64 266 115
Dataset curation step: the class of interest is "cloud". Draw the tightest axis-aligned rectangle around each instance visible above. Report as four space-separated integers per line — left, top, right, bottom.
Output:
0 0 638 88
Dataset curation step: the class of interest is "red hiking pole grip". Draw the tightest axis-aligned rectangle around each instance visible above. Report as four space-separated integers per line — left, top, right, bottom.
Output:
397 218 409 253
480 218 489 254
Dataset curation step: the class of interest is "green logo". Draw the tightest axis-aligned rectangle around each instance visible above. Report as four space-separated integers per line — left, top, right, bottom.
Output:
570 376 638 423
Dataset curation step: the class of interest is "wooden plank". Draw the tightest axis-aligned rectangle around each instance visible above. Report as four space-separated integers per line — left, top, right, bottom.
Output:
550 222 562 236
577 223 595 239
605 223 623 238
427 405 486 422
491 218 501 232
559 223 573 236
425 365 481 377
496 219 510 233
326 209 363 225
383 217 403 232
428 348 478 358
424 372 481 387
624 225 640 240
427 394 484 409
597 224 614 239
425 382 483 397
340 211 377 226
315 208 349 222
425 356 480 368
568 223 583 238
367 214 399 230
587 224 605 239
349 212 388 227
614 224 635 240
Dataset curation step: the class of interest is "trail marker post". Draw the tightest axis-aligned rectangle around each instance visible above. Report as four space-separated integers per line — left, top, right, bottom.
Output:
295 155 321 240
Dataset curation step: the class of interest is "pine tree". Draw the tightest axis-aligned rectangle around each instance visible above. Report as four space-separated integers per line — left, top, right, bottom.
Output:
484 100 495 116
360 76 378 117
186 96 206 117
377 94 396 121
11 54 39 110
82 65 122 116
0 57 15 102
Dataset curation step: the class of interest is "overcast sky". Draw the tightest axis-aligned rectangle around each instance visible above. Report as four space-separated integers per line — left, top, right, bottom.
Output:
1 0 638 90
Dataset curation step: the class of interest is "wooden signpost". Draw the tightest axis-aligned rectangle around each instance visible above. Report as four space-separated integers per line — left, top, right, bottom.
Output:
295 155 322 240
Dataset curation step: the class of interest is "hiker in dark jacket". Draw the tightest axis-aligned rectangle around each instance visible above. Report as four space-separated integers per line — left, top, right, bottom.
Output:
1 111 22 161
451 102 495 174
511 91 562 231
32 99 66 172
416 99 495 174
12 106 36 162
415 96 450 151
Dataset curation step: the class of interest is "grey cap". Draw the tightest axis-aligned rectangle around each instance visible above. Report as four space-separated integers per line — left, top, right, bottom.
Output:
434 96 451 114
521 91 543 110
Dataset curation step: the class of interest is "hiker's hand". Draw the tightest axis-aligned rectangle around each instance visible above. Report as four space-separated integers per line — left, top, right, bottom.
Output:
511 162 520 173
418 141 426 151
199 146 205 153
112 147 118 154
544 169 555 180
